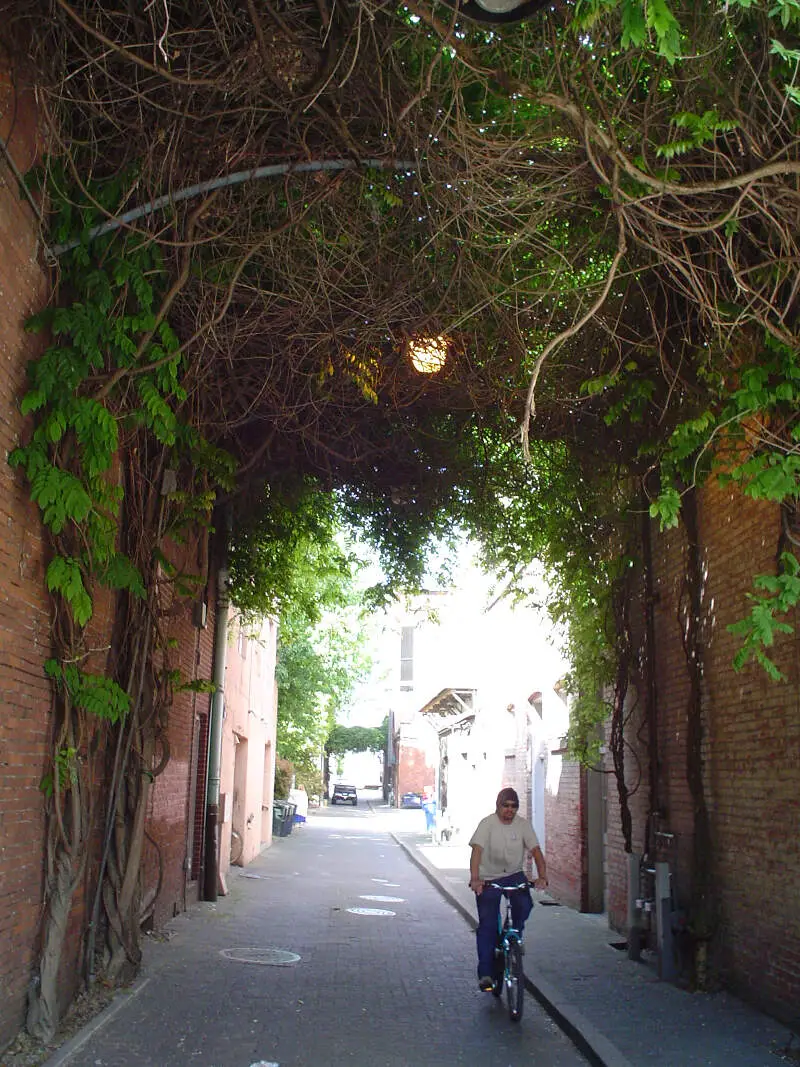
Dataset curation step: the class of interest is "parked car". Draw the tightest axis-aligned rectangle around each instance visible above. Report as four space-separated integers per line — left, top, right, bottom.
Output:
331 783 358 806
401 791 423 808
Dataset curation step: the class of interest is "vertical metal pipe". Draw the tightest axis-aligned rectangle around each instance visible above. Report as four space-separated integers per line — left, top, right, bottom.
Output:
655 862 677 981
627 852 643 960
641 505 661 850
203 511 231 901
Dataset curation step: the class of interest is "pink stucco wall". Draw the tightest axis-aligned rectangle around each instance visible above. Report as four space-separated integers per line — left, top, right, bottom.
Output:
219 616 279 872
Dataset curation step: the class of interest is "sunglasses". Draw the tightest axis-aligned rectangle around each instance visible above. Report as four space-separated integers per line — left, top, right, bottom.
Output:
500 802 519 810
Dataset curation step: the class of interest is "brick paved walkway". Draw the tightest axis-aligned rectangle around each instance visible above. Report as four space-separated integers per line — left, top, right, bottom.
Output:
47 804 588 1067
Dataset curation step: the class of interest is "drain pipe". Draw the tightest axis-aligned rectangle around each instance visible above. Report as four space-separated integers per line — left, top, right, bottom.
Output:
203 508 231 901
641 505 661 839
629 502 661 960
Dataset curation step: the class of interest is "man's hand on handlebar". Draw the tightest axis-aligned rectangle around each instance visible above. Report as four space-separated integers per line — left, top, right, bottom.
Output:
469 876 548 893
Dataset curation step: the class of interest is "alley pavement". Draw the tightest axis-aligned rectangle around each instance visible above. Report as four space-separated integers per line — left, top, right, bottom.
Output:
41 799 587 1067
40 799 797 1067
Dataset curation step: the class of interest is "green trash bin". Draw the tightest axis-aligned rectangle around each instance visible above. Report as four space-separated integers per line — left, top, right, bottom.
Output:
272 800 287 837
272 801 296 837
282 802 297 835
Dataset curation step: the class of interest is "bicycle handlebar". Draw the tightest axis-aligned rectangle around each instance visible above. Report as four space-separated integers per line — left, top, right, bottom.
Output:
483 880 534 892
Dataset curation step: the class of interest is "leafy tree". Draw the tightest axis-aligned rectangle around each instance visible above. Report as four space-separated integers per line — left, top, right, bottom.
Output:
229 485 373 779
324 720 387 790
326 722 387 757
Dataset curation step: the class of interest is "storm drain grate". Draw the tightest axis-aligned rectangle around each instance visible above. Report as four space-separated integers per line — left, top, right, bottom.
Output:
220 947 301 966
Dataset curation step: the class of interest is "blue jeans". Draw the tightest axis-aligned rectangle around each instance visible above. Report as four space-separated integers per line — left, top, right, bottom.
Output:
475 871 532 978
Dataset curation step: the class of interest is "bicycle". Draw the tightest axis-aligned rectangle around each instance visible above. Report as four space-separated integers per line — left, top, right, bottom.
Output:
484 880 532 1022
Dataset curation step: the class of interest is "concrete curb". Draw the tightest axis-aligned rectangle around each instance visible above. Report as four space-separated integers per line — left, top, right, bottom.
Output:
42 978 152 1067
392 832 636 1067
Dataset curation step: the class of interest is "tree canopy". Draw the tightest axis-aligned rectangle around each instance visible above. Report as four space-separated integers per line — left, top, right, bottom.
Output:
326 722 387 757
229 494 372 777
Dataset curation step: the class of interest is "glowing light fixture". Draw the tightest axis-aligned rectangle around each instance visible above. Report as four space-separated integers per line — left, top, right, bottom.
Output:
408 335 448 374
436 0 549 24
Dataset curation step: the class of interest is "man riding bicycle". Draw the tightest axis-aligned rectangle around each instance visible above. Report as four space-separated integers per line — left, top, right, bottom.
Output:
469 787 548 991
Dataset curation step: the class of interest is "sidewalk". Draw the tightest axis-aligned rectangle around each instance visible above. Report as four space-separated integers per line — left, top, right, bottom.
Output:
393 830 798 1067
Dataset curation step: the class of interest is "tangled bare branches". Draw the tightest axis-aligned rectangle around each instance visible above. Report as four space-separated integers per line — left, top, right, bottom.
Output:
3 0 798 498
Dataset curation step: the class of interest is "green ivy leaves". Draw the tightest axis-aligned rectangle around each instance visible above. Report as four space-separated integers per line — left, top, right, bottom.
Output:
729 553 800 680
656 111 739 160
44 553 144 626
46 557 93 626
45 659 131 724
649 335 800 678
15 460 93 535
9 175 238 774
573 0 681 62
573 0 800 84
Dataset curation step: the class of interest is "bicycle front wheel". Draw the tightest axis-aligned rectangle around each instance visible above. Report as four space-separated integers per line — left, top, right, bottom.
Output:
505 941 524 1021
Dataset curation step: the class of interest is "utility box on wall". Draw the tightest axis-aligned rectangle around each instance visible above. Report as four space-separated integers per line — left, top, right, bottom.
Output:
220 792 231 824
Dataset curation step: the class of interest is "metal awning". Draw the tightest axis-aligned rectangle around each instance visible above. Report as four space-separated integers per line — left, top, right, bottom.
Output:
418 687 476 718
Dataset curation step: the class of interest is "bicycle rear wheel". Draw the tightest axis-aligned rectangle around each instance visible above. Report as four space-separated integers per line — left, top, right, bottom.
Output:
505 941 524 1021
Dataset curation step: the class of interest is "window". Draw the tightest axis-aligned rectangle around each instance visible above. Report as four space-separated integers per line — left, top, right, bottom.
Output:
400 626 414 690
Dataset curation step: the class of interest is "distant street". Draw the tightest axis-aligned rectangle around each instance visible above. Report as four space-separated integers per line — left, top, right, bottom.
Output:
57 798 589 1067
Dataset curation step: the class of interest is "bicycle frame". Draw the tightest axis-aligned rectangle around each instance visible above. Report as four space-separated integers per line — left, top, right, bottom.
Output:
490 880 527 953
485 880 530 1021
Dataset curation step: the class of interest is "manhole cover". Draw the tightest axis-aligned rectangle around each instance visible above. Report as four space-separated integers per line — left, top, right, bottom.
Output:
220 947 301 966
346 907 396 916
360 895 404 903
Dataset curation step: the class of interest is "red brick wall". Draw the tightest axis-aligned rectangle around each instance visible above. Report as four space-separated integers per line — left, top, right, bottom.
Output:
144 616 204 924
396 743 435 798
608 483 800 1025
190 711 210 881
142 531 220 925
0 53 284 1055
605 688 652 930
696 486 798 1024
0 60 221 1045
545 757 584 909
0 60 54 1049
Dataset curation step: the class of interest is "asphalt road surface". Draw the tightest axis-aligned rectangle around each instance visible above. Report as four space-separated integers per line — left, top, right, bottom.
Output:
56 802 590 1067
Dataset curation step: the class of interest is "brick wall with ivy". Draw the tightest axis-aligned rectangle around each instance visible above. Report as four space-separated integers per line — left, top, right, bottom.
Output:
604 688 654 930
138 530 215 927
0 65 225 1048
0 65 54 1047
694 485 798 1024
610 485 800 1026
